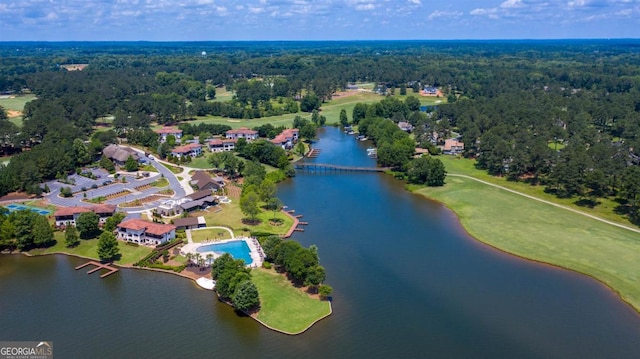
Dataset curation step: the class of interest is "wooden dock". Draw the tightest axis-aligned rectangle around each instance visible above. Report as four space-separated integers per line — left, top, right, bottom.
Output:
295 163 390 173
307 148 322 158
75 261 119 278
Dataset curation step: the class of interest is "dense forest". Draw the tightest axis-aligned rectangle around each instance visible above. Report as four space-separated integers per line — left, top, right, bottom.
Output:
0 40 639 223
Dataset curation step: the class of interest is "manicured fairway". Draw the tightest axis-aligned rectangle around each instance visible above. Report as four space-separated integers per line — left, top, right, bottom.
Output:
416 172 640 311
252 268 331 334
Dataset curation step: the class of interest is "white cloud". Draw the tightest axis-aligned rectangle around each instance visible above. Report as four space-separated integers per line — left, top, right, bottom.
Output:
428 10 463 20
409 0 422 5
248 6 264 14
500 0 524 8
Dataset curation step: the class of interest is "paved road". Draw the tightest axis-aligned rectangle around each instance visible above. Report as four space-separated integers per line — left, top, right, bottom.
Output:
448 173 640 235
43 146 189 213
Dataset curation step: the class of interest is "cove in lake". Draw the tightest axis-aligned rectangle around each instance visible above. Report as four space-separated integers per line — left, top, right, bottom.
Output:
2 127 640 358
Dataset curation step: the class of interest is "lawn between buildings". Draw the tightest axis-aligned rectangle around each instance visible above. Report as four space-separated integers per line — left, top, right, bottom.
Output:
251 268 331 334
29 231 153 265
414 157 640 313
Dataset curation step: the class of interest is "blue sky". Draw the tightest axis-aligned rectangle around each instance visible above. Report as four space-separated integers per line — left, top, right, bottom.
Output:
0 0 638 41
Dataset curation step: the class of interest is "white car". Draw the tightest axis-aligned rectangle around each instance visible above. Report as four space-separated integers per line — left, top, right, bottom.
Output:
148 155 155 160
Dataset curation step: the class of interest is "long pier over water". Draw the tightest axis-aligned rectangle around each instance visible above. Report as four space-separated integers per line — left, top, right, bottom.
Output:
294 163 389 173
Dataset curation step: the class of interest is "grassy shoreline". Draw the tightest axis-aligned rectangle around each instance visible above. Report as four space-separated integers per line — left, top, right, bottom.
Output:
413 158 640 313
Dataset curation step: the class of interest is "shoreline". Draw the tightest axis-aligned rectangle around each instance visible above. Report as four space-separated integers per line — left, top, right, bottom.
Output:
410 188 640 318
10 250 329 335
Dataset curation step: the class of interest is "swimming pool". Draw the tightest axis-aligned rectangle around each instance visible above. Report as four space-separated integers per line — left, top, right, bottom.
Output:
196 240 253 265
3 203 52 215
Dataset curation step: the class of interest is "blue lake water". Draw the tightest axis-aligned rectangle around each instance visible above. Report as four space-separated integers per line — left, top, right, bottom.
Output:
1 126 640 358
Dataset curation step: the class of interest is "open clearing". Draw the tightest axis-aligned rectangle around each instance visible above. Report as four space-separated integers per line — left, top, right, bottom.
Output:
252 268 331 334
0 94 37 127
416 158 640 312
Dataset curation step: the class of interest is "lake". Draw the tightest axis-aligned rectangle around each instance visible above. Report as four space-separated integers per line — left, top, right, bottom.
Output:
1 126 640 358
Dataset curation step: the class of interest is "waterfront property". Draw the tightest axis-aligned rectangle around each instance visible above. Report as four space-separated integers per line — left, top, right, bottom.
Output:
270 128 299 149
116 218 176 245
53 204 117 228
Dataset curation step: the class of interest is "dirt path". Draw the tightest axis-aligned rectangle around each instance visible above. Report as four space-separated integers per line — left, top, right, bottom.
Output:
448 174 640 234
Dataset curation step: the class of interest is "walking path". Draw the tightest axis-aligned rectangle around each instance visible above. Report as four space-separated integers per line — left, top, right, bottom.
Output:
448 174 640 235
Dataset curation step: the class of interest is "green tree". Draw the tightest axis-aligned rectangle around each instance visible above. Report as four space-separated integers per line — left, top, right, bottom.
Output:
240 191 261 223
305 265 326 290
405 96 421 112
295 141 306 157
76 211 100 239
318 284 333 300
339 109 349 127
232 280 260 312
72 138 91 165
267 197 283 220
97 231 120 262
124 155 139 172
32 215 54 247
300 123 316 141
0 106 7 120
11 210 37 250
0 219 16 250
103 212 126 232
100 156 115 173
258 179 276 202
65 225 80 248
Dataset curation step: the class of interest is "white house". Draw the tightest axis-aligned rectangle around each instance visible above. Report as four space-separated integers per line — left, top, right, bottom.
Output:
225 128 259 141
171 143 202 158
270 128 299 149
54 205 117 228
116 219 176 246
154 127 183 143
208 139 237 152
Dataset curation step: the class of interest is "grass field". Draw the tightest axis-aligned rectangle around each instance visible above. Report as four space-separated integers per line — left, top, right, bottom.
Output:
194 201 294 237
415 157 640 312
252 268 331 334
0 94 37 127
188 91 445 130
437 156 632 226
29 232 152 265
190 228 234 242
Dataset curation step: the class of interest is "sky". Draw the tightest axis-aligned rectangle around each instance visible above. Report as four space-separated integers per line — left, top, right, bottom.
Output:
0 0 638 41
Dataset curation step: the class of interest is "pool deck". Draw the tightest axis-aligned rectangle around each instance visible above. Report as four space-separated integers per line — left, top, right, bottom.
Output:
181 237 264 268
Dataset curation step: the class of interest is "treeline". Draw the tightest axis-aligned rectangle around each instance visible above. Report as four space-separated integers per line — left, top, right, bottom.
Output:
0 209 54 251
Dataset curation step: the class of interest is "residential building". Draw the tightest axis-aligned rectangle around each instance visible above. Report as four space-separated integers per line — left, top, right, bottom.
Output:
443 138 465 155
190 171 225 191
208 139 237 152
423 86 438 96
225 128 259 141
171 143 202 159
397 122 414 133
173 216 207 231
116 219 176 246
270 128 300 149
154 127 183 143
102 145 140 166
54 204 117 228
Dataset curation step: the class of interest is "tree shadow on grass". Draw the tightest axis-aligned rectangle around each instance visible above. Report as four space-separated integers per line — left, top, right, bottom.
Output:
574 198 600 208
241 218 262 226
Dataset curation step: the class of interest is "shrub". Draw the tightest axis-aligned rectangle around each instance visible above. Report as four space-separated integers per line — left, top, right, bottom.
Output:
262 261 272 269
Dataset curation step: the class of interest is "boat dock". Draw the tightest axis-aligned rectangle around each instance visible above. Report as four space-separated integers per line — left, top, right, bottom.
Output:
307 148 322 158
75 261 119 278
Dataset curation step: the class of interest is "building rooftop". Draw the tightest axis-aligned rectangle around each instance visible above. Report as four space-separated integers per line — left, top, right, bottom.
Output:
117 219 176 236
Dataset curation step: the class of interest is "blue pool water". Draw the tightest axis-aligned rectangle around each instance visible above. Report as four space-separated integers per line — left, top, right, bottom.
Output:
197 240 253 265
4 203 52 215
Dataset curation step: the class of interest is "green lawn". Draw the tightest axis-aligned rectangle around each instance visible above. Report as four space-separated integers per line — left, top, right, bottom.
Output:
415 167 640 312
252 268 331 334
187 156 212 169
190 228 234 242
152 177 169 187
0 94 37 127
196 201 294 237
438 156 633 226
29 232 152 265
187 91 444 129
